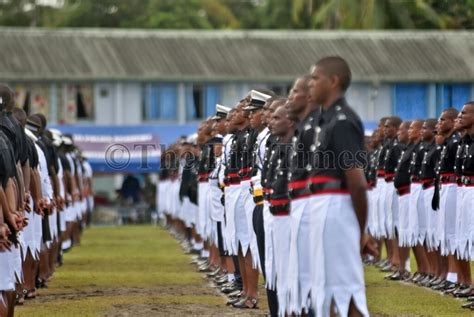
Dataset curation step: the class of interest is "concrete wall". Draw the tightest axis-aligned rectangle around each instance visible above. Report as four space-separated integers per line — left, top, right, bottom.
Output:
346 83 392 121
94 82 116 124
94 82 142 125
121 82 142 125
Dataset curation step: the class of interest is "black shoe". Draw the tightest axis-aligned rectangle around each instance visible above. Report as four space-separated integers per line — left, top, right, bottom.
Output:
215 275 228 284
429 276 444 287
407 272 420 283
384 270 397 280
467 295 474 302
196 259 208 267
432 280 448 291
418 274 434 286
454 285 473 298
221 284 239 294
461 301 474 309
376 259 389 268
188 248 201 255
381 263 395 272
220 281 235 289
207 268 221 278
228 289 243 298
227 296 242 306
412 272 426 284
198 264 212 272
442 282 459 295
389 270 411 281
232 296 258 309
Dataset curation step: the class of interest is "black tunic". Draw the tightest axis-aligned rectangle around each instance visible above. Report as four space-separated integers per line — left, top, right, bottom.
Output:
310 98 366 193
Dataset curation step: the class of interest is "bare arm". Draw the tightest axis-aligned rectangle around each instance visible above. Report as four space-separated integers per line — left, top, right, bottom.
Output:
344 168 368 236
22 160 31 196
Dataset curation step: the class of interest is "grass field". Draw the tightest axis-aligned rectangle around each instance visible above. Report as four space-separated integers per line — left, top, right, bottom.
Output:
15 225 473 316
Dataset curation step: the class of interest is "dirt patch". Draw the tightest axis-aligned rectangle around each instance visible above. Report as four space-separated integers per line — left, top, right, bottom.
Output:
105 303 266 317
35 283 268 316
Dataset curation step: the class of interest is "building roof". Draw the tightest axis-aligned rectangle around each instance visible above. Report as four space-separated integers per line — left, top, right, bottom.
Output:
1 28 473 82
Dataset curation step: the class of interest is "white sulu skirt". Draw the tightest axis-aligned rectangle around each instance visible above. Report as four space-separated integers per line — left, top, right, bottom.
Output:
455 186 470 260
407 184 423 247
240 180 260 269
49 209 58 241
223 185 240 255
366 187 379 239
234 181 251 257
384 182 398 239
197 182 210 238
0 251 14 291
410 184 426 245
376 178 387 238
271 214 292 317
436 184 457 256
181 197 196 228
9 241 23 284
32 211 43 258
263 200 276 290
310 194 369 317
22 210 36 261
204 187 214 241
287 196 312 315
423 186 438 251
397 193 411 247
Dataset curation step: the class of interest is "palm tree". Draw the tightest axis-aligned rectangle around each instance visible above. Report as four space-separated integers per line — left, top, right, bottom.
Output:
310 0 448 29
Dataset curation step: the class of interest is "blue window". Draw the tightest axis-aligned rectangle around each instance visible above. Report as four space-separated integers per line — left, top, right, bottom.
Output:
436 84 471 115
186 84 221 120
143 84 178 120
393 84 428 119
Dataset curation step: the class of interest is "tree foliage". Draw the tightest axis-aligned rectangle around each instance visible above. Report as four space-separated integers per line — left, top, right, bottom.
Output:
0 0 472 29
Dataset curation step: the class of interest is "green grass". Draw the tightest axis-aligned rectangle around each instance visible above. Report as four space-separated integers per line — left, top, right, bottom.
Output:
16 226 207 317
16 225 474 316
366 266 472 316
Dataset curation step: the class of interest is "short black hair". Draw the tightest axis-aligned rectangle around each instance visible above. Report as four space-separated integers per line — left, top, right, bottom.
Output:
442 107 459 119
387 116 402 128
293 75 312 93
464 101 474 108
424 118 437 130
315 56 352 92
12 107 27 126
0 84 15 112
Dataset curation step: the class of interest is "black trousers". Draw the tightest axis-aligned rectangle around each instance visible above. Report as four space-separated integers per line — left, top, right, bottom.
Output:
253 204 278 317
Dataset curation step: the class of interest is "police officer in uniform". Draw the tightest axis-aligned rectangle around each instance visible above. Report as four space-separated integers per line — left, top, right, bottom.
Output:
266 103 295 316
0 85 21 317
285 75 319 315
381 116 403 272
406 120 432 285
416 119 442 287
252 97 283 316
307 56 369 317
456 101 474 309
433 108 460 293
